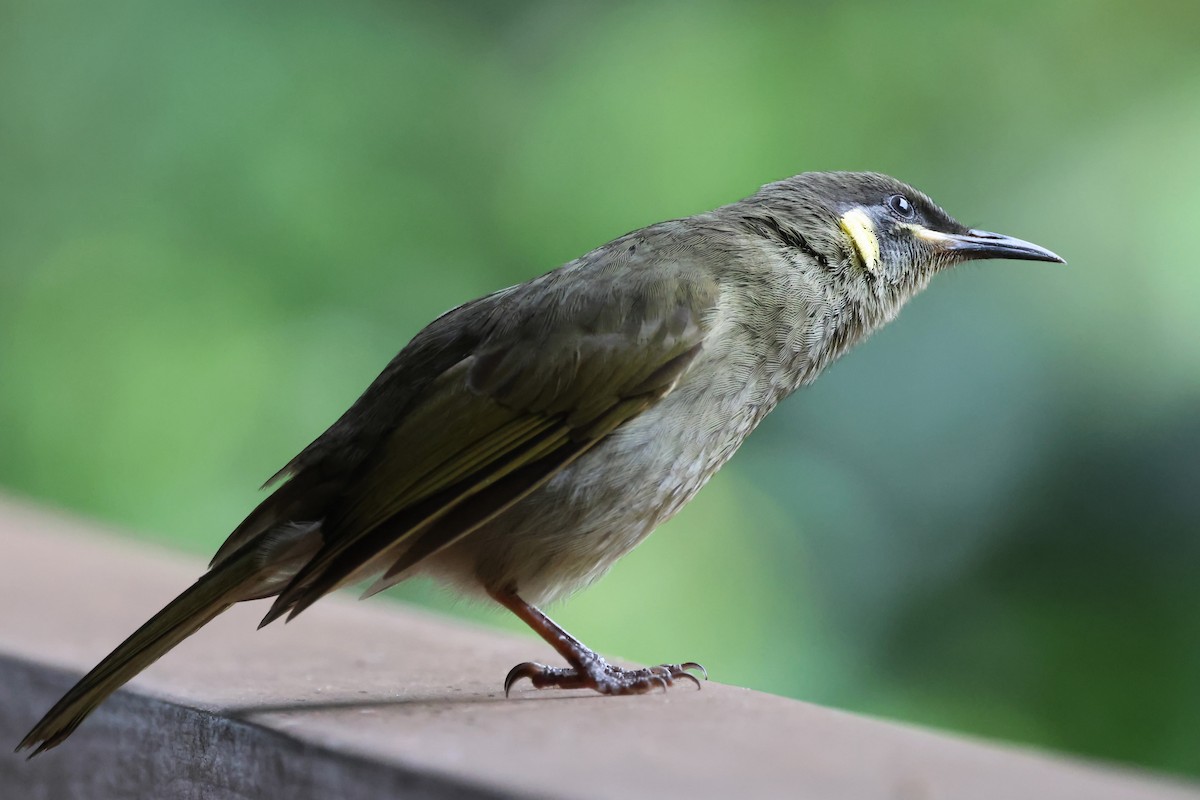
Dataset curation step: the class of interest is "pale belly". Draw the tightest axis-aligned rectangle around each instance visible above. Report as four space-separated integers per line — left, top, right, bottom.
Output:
422 361 775 605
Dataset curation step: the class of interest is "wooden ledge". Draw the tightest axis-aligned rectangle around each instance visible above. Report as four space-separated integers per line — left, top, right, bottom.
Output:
1 495 1196 800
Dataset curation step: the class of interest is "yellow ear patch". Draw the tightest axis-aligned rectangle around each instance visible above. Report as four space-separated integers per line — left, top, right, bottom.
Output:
838 208 880 274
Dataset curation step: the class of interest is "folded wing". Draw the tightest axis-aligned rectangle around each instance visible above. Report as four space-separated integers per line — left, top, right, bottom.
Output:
257 254 718 625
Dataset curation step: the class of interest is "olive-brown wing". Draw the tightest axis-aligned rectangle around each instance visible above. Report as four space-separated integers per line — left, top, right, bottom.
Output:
263 264 717 624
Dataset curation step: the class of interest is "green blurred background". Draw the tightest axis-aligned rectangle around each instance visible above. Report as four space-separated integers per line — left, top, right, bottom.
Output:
3 0 1198 779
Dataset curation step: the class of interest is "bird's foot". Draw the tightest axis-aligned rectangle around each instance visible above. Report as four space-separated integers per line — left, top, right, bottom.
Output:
504 657 706 696
489 589 706 698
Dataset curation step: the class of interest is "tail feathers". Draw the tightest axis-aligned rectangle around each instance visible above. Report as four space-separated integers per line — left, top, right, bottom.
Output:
16 549 263 757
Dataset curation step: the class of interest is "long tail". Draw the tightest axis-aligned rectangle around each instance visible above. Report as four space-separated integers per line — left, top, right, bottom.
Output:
16 528 315 756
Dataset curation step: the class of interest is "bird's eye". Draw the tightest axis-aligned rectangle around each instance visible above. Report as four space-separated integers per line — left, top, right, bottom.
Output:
887 194 915 219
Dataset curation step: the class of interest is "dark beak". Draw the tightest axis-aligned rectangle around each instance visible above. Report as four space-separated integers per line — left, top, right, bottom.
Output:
938 228 1065 264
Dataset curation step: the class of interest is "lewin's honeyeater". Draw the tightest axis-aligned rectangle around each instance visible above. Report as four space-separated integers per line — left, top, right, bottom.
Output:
19 171 1063 755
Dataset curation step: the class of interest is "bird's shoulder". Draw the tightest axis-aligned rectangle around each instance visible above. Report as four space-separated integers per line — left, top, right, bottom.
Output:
283 225 725 482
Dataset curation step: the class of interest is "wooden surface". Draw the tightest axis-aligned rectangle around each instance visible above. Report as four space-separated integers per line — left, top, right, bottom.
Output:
1 495 1197 800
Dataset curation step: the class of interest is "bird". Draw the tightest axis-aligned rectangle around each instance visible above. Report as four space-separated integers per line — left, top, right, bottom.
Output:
17 171 1063 755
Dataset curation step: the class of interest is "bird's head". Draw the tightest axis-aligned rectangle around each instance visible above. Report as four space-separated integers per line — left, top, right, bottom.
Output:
749 171 1064 299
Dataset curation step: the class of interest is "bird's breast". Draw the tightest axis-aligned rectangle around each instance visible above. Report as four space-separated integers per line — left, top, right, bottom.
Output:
430 325 784 604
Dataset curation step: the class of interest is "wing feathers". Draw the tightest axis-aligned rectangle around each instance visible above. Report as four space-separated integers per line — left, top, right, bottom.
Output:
263 419 577 624
255 262 718 625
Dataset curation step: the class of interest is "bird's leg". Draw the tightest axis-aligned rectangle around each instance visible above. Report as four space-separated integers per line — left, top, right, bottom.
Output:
490 588 706 696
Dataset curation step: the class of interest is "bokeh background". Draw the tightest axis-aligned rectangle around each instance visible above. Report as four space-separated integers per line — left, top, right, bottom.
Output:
2 0 1197 779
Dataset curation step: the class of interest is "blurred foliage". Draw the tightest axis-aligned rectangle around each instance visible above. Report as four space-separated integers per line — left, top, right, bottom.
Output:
2 0 1198 779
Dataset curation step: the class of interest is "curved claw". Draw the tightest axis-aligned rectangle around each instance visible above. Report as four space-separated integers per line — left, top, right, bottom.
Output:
502 658 708 697
504 661 546 697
